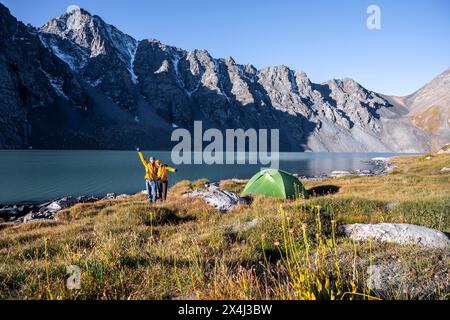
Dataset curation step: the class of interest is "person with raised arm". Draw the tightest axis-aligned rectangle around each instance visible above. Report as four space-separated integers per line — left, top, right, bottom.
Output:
136 148 158 204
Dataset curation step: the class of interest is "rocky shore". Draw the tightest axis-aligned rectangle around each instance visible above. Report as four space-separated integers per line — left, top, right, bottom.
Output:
299 157 396 181
0 158 395 224
0 193 126 223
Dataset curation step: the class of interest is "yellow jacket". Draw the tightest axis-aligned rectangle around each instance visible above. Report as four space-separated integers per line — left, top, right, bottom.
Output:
157 164 176 182
138 151 157 180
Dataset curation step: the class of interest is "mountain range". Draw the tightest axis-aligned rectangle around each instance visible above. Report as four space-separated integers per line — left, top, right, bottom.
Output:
0 4 448 151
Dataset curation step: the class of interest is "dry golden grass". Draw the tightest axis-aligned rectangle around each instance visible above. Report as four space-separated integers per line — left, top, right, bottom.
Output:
0 154 448 300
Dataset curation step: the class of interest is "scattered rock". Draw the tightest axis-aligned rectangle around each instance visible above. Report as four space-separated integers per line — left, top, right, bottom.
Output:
20 196 100 223
45 196 99 213
301 174 329 182
22 212 53 223
231 179 247 184
0 204 40 220
103 193 117 200
425 156 432 160
342 223 450 249
366 263 403 292
355 169 372 176
386 201 400 209
76 195 99 203
225 218 262 235
371 157 388 161
0 194 122 223
364 256 450 300
367 158 397 174
183 183 249 212
302 158 395 181
440 167 450 173
330 171 351 178
46 197 78 212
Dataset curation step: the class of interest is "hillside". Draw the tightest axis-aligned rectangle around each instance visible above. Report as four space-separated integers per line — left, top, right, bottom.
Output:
386 68 449 149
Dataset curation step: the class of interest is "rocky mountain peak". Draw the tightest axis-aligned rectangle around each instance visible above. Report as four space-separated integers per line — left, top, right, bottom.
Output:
41 7 137 64
324 77 375 103
225 56 235 64
42 8 96 48
38 7 140 109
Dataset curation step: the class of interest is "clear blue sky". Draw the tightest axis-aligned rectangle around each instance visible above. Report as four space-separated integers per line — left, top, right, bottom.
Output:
2 0 449 96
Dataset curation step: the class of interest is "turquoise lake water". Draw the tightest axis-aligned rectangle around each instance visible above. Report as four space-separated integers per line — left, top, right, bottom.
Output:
0 151 417 204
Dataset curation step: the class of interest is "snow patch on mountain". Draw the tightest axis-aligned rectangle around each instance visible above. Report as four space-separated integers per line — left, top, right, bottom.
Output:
102 19 138 65
86 78 102 87
38 33 87 71
170 50 185 89
41 69 68 100
213 59 231 102
155 60 170 74
186 82 201 97
128 45 138 84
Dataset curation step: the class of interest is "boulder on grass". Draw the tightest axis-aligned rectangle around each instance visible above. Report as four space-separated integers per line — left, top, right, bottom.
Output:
342 223 450 249
183 184 249 212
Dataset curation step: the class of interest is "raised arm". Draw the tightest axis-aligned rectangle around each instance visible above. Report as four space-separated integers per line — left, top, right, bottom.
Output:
137 148 147 166
165 165 177 173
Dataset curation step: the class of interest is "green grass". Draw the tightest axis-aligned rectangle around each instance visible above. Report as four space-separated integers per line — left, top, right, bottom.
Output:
0 154 448 300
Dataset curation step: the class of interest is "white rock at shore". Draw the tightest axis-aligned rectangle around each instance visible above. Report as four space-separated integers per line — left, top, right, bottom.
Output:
371 157 388 161
330 171 351 177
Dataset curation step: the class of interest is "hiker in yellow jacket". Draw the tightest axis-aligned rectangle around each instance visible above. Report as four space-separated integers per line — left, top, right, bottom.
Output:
155 160 177 202
136 148 158 203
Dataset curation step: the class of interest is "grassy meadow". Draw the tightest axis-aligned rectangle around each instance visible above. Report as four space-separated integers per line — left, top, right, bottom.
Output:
0 154 448 300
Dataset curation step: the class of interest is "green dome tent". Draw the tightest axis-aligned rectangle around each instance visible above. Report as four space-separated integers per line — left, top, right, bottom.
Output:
242 169 308 199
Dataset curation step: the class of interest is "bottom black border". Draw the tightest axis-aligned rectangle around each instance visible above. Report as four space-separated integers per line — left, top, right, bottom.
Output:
1 300 446 318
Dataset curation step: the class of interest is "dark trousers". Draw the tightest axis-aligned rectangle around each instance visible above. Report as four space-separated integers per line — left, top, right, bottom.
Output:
157 180 168 201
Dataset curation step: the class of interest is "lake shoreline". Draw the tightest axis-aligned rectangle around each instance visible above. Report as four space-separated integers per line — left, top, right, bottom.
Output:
0 158 395 223
0 151 412 205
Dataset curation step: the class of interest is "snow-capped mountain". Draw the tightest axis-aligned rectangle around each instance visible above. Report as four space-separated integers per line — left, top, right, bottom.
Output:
0 4 447 151
40 7 139 109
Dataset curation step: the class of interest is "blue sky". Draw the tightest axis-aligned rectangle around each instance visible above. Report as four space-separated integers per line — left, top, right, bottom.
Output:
2 0 449 95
